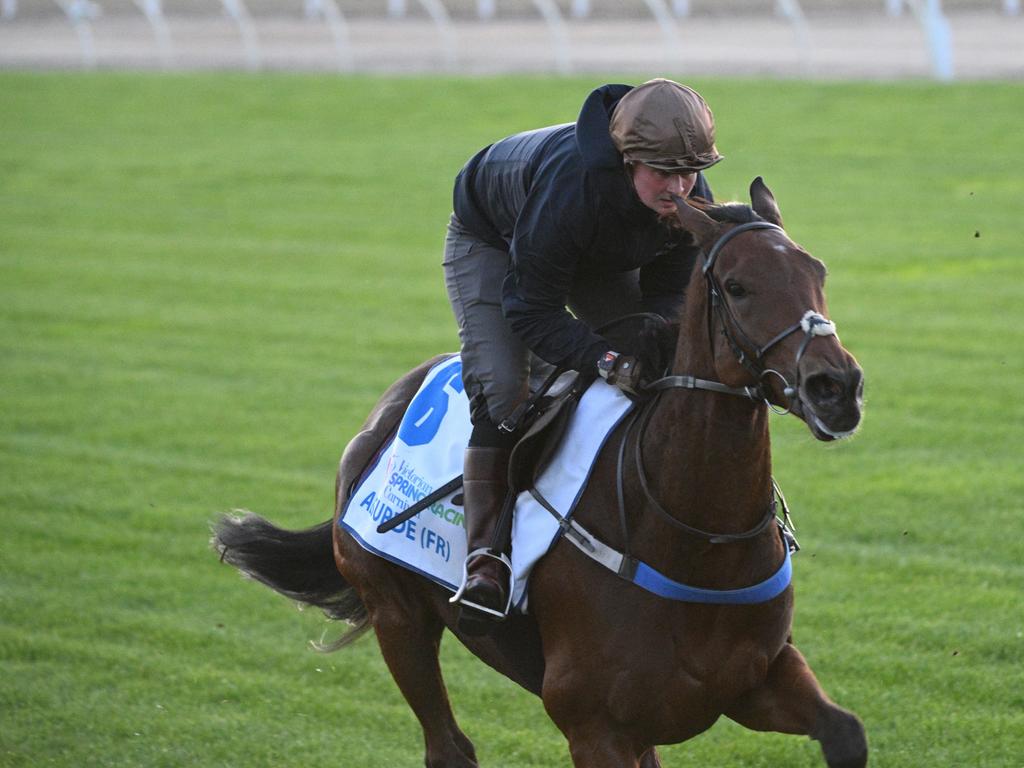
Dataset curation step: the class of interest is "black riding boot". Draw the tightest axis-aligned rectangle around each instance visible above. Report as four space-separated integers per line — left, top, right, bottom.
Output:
454 445 512 634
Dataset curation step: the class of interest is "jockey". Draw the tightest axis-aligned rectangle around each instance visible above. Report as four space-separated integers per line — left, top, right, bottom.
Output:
444 78 723 626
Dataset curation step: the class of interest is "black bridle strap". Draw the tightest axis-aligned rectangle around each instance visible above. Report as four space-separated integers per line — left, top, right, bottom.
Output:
752 321 803 361
702 220 784 274
699 219 836 406
701 220 791 385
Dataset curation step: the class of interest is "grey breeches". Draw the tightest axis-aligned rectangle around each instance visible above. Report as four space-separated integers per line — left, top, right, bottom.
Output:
443 214 643 426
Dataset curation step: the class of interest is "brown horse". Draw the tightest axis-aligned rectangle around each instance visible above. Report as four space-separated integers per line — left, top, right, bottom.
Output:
213 178 867 768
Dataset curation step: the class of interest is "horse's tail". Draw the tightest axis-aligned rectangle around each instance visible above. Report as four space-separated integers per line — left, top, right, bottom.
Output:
211 511 370 651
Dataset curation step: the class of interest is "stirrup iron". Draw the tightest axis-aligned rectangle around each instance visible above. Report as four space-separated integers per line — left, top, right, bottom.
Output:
449 548 514 619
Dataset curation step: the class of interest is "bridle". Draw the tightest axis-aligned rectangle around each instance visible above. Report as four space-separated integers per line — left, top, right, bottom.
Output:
621 209 838 547
523 216 839 601
650 203 838 415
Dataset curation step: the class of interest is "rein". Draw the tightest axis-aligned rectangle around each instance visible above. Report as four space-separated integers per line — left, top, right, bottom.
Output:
617 392 779 547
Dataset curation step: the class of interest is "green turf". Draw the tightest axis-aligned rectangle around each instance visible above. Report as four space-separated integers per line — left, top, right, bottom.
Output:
1 73 1021 767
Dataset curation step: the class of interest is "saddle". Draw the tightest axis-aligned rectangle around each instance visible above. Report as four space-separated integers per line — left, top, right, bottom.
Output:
489 369 590 552
505 311 672 490
375 313 672 543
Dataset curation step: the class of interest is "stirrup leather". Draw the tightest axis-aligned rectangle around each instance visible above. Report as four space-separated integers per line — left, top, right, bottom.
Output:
449 548 514 619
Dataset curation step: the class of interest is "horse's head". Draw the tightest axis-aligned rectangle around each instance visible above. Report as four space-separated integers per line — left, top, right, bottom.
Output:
672 178 864 441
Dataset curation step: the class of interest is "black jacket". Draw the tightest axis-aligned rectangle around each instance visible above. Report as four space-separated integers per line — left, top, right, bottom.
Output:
452 83 713 371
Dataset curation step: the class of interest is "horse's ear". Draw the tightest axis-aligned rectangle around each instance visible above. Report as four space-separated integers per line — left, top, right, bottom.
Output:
750 177 783 227
672 195 717 244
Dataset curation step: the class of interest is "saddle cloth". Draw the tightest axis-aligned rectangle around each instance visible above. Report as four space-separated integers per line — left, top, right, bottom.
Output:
338 355 633 610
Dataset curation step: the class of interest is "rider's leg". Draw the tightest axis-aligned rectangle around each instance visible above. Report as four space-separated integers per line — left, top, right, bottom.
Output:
458 420 516 621
443 215 528 629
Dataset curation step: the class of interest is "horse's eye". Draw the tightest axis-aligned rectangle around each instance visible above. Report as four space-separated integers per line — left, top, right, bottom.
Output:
725 280 747 298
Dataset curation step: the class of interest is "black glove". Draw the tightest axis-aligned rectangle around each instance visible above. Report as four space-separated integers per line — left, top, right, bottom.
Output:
596 351 643 396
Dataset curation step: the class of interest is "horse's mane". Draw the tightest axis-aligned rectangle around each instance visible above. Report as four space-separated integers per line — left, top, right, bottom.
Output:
635 317 679 379
689 197 764 225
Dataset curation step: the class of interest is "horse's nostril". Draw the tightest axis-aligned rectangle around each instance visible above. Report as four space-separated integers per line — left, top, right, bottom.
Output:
805 373 844 404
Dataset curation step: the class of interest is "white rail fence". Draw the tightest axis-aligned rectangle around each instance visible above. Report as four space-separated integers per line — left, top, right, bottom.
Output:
0 1 1019 79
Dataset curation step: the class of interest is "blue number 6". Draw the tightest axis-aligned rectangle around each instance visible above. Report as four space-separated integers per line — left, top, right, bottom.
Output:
398 359 464 447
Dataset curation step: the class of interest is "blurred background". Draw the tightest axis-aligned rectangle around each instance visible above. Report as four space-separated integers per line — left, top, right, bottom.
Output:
1 0 1020 79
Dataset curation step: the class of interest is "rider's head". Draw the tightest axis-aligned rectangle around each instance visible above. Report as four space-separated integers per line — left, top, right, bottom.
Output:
609 79 723 175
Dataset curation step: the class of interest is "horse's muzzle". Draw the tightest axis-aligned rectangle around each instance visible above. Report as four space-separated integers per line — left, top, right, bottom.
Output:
798 364 864 441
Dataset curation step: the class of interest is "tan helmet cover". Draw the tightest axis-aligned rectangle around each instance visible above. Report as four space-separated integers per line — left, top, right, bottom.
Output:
609 79 723 173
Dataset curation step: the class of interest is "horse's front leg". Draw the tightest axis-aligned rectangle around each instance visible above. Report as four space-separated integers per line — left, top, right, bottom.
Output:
724 642 867 768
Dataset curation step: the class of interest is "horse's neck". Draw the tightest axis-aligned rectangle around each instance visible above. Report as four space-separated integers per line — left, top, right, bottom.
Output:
645 390 772 526
641 286 773 535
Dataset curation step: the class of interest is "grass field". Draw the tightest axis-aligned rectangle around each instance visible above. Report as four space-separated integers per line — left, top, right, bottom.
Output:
1 73 1022 767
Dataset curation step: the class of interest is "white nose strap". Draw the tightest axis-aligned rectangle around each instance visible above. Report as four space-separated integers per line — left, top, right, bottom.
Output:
800 310 837 338
768 310 837 414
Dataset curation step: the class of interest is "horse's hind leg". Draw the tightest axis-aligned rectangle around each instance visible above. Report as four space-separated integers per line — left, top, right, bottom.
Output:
332 356 478 766
368 585 478 768
724 642 867 768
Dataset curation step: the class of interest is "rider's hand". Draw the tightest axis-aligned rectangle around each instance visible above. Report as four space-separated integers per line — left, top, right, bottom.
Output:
596 351 643 396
